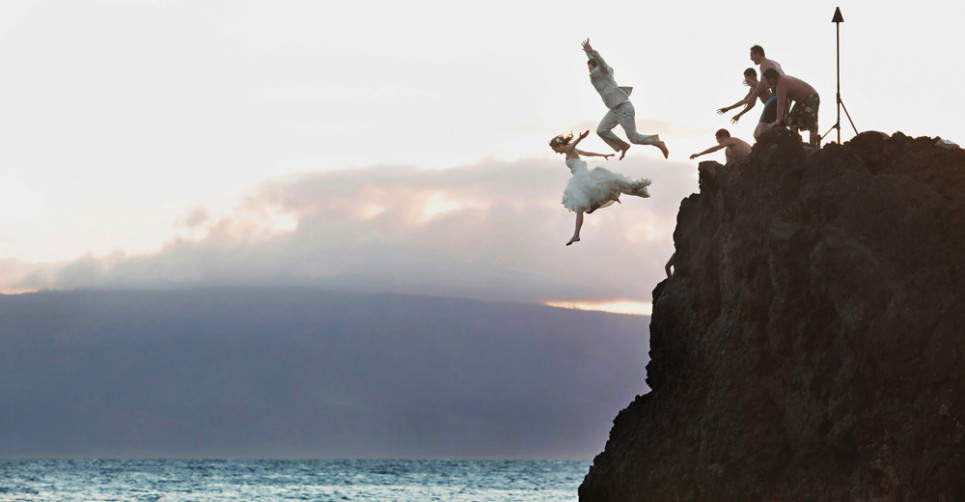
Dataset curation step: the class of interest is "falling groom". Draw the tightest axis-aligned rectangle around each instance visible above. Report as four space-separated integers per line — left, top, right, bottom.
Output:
581 38 668 159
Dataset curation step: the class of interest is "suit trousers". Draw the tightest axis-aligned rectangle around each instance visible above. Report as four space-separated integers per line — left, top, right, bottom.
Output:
596 102 658 152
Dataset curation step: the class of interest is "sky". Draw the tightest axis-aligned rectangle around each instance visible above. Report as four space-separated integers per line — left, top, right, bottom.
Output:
2 0 963 313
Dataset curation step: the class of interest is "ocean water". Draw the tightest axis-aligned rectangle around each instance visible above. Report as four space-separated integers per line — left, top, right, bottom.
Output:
0 459 589 502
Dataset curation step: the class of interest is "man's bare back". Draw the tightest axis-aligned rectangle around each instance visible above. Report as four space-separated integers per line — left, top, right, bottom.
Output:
722 137 752 163
775 74 818 103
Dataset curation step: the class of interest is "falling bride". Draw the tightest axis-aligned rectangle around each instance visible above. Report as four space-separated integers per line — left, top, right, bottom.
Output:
548 130 652 246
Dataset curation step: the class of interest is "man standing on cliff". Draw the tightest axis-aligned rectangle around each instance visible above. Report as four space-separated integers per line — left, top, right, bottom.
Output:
729 45 784 141
582 38 669 160
763 68 821 146
717 68 772 126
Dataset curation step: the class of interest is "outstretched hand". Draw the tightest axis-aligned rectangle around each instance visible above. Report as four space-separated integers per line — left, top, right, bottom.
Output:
689 153 698 160
581 38 592 52
717 107 727 115
578 130 590 140
730 115 741 124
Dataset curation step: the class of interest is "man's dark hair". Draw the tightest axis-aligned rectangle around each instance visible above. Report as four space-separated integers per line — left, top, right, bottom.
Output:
762 68 781 80
750 45 765 57
716 129 731 138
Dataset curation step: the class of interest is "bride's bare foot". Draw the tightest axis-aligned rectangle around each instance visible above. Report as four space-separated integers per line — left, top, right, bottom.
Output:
618 146 629 160
566 236 581 246
657 140 669 159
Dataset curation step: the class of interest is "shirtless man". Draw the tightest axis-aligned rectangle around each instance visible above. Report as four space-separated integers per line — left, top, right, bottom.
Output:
763 69 821 146
717 68 772 124
690 129 752 163
729 45 784 140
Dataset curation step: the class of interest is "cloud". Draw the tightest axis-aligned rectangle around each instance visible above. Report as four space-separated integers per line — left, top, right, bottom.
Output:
6 155 698 304
0 259 57 295
177 206 210 230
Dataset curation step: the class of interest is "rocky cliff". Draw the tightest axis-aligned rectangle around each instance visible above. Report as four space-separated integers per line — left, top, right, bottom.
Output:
579 129 965 501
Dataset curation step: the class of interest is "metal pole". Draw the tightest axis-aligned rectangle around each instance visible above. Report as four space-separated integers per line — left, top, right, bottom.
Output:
836 21 841 143
832 7 844 143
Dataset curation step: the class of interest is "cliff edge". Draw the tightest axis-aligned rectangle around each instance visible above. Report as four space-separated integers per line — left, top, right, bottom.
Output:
579 129 965 501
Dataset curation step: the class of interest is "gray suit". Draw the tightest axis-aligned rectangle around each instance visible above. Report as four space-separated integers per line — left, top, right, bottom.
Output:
586 49 659 152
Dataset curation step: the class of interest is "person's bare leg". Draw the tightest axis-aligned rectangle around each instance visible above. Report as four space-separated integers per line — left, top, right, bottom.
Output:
753 121 766 140
566 211 584 246
654 135 669 158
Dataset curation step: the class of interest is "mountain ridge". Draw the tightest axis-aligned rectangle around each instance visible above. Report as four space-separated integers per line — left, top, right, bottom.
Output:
1 287 648 459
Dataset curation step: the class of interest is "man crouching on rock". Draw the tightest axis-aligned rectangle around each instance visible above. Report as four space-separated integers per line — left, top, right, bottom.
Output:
763 68 820 146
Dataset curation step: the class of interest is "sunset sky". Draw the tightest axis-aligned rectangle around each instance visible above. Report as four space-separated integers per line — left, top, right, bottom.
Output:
2 0 963 313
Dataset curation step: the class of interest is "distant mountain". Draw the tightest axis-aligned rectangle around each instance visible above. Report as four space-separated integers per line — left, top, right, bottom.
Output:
580 130 965 500
0 288 648 459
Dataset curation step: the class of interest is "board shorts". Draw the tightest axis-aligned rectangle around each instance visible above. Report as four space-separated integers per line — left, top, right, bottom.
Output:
786 93 820 133
759 91 777 123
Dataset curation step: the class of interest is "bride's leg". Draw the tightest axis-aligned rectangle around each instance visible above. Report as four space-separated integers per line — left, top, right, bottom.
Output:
566 212 584 246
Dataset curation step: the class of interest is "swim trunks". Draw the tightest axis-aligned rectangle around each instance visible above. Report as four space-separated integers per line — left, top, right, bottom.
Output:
759 91 777 123
786 93 820 133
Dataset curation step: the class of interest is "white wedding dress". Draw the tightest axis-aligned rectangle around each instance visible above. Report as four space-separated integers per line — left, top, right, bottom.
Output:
561 158 651 213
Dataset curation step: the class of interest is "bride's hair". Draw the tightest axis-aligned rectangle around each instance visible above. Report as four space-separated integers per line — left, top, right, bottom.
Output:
549 133 574 148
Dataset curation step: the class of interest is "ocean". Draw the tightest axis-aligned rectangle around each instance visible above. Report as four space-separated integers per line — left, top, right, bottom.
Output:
0 459 589 501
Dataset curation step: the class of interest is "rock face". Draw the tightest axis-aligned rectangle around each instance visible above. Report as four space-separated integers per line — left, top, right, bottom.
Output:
579 130 965 501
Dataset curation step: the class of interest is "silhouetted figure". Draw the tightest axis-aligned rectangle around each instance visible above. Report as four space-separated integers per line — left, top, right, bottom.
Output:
717 68 772 125
690 129 752 164
763 69 821 146
731 45 784 140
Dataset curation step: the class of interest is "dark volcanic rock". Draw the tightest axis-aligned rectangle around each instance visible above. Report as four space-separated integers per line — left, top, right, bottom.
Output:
579 130 965 501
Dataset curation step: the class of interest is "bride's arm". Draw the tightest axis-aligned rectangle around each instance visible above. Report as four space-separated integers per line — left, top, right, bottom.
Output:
576 149 612 160
567 130 591 153
569 131 610 159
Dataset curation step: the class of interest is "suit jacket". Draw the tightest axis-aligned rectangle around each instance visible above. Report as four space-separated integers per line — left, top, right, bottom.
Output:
586 49 633 109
